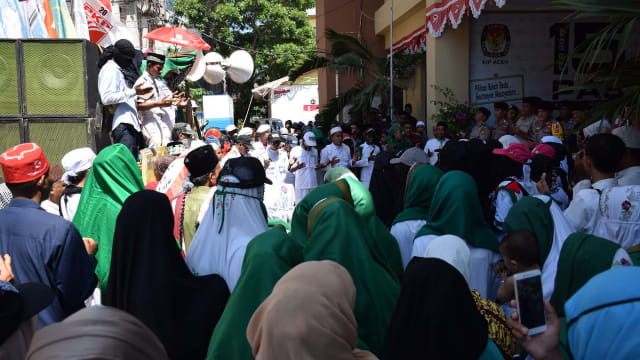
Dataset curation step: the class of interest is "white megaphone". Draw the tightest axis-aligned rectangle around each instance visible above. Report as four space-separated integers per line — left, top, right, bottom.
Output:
202 50 254 85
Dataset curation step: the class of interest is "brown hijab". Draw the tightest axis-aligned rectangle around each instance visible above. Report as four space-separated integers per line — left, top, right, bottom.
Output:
26 306 168 360
247 261 378 360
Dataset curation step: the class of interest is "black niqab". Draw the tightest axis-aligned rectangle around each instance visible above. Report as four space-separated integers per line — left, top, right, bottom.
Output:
381 258 489 359
104 190 229 360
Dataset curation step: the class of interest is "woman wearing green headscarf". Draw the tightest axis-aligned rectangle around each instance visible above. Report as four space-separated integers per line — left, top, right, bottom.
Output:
305 198 400 355
291 174 403 280
391 164 443 268
206 226 303 360
503 195 575 300
73 144 144 292
550 233 632 359
413 171 499 298
386 125 409 154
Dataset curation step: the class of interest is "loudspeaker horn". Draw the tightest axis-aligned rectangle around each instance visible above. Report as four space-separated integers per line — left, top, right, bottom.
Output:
186 49 205 81
226 50 254 84
202 52 225 84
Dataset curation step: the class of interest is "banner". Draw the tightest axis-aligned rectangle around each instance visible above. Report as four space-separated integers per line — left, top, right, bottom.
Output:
19 0 49 38
50 0 78 38
0 0 29 38
71 0 89 40
83 0 138 47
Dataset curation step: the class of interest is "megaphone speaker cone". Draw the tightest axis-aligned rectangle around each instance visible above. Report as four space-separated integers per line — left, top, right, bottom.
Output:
227 50 254 84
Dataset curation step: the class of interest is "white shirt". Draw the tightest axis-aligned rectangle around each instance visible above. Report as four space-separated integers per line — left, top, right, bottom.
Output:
289 146 318 190
98 60 140 132
593 185 640 249
564 178 618 234
134 71 175 146
352 143 380 189
60 193 81 221
390 219 426 268
40 200 60 215
616 166 640 186
320 143 352 169
424 138 448 165
265 148 290 184
250 141 269 164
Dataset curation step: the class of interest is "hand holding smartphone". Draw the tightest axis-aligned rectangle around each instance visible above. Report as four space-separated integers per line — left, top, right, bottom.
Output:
514 269 547 335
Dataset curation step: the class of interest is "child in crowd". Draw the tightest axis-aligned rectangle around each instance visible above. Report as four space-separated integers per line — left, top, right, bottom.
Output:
495 230 541 304
424 121 449 165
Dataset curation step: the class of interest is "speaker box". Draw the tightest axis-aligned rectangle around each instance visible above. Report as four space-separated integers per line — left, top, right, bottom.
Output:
0 39 101 167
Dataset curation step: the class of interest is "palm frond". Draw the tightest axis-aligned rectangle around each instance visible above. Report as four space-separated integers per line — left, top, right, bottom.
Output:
289 56 330 82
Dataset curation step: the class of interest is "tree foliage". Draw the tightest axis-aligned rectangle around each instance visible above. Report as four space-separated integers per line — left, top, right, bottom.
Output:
290 28 424 127
173 0 316 121
551 0 640 122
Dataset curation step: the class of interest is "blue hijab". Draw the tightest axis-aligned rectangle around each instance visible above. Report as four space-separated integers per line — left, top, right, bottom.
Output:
565 266 640 359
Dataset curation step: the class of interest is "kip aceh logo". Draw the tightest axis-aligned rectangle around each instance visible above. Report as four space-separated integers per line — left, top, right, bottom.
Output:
481 24 510 58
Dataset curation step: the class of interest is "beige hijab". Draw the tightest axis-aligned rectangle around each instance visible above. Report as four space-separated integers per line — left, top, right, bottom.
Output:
26 306 168 360
247 260 378 360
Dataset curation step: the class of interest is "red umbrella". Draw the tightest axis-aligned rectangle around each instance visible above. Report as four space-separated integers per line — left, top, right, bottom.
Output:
144 27 211 50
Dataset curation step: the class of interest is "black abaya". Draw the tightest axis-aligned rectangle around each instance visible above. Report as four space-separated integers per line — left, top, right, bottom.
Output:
104 190 229 360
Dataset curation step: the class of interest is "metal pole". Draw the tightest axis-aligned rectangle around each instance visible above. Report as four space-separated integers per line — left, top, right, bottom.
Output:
336 71 340 122
389 0 394 117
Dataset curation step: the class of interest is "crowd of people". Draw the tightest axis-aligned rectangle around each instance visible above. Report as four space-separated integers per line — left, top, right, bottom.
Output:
1 38 640 360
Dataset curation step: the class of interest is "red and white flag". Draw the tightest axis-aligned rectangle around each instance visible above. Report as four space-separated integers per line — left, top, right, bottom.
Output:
82 0 138 48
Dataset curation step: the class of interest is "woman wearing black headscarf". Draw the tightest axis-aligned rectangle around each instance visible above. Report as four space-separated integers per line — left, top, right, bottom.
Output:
104 190 229 360
381 258 503 359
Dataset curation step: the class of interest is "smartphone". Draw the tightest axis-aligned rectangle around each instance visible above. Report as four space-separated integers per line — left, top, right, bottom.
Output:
514 269 547 335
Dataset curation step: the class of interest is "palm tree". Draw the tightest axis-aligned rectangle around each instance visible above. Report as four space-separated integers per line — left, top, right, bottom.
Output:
551 0 640 121
289 28 423 127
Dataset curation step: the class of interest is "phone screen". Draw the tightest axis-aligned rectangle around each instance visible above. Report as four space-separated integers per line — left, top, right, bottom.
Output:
516 275 546 329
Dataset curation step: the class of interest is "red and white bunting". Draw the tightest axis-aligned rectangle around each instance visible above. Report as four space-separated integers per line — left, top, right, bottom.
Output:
392 25 427 54
425 0 507 38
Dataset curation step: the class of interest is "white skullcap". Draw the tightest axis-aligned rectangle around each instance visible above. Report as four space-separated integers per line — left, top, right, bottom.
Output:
541 135 562 145
330 127 342 136
61 147 96 185
257 124 271 134
225 124 238 133
238 127 253 136
416 121 425 127
613 125 640 149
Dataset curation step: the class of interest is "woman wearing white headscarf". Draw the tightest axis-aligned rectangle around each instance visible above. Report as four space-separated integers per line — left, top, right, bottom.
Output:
60 147 96 221
26 306 168 359
423 235 517 358
186 157 271 291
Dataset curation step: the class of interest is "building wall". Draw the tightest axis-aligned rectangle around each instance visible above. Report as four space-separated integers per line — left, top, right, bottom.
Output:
316 0 385 122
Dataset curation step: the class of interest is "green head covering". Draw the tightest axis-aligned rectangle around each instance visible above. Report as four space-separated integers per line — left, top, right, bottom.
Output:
503 196 554 265
73 144 144 292
206 227 303 360
550 233 621 317
392 164 444 225
311 128 326 146
323 167 357 184
140 52 196 78
290 177 402 280
389 125 401 134
415 171 499 252
306 198 400 354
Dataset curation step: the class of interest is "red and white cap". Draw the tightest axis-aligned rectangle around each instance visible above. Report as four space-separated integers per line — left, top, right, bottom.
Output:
0 143 50 184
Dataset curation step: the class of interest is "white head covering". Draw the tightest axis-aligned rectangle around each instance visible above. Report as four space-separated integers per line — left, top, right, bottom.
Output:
541 135 562 145
225 124 238 133
186 183 268 292
613 125 640 149
61 147 96 185
257 124 271 134
330 127 342 136
238 127 253 136
423 235 472 287
498 135 519 149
